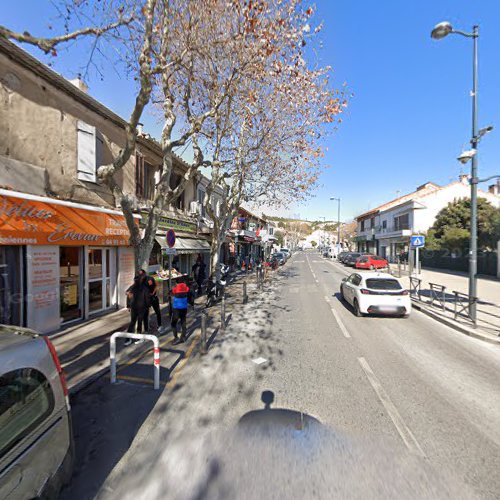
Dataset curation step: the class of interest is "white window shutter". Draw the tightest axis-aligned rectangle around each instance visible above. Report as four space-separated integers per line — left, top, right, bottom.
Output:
77 121 96 182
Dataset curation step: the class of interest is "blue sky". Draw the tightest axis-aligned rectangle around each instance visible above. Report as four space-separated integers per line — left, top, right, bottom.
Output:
3 1 500 222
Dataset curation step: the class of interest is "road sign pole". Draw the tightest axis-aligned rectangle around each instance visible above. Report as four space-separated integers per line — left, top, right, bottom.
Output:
416 246 419 275
168 254 172 291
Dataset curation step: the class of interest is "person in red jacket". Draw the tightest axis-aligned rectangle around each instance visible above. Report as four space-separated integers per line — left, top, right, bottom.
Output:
170 280 194 344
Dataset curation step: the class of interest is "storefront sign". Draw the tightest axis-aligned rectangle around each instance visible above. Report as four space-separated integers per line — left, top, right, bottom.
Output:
142 211 196 234
0 192 132 246
117 247 135 308
26 245 60 333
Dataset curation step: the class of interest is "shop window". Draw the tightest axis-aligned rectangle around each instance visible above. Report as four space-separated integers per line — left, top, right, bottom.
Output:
60 246 82 323
0 368 55 459
88 248 113 313
0 246 22 326
149 241 160 266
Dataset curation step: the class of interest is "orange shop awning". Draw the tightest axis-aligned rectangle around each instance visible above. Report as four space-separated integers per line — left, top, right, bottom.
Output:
0 190 133 246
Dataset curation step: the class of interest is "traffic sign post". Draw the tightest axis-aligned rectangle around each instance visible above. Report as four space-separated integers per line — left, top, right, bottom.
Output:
410 235 425 275
166 229 176 291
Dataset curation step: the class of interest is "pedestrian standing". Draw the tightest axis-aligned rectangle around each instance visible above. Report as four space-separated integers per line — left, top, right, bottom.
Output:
140 269 165 334
170 280 194 344
192 254 206 296
125 274 151 346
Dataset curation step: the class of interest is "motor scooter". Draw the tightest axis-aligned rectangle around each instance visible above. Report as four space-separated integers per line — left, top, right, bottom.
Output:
205 270 228 308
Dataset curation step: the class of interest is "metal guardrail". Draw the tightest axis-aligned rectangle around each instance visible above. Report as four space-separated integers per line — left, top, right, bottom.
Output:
453 291 478 327
110 332 160 390
409 277 422 299
429 282 447 311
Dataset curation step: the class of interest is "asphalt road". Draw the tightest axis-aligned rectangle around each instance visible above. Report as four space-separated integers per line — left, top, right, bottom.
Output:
63 252 500 500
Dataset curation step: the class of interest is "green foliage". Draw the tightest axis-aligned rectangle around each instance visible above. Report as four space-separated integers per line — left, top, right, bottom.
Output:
430 197 500 250
440 227 470 252
311 240 317 247
424 229 441 251
275 230 285 246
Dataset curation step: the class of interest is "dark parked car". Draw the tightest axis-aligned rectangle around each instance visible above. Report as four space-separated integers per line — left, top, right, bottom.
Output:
271 252 286 266
0 325 74 500
344 252 373 267
337 251 349 263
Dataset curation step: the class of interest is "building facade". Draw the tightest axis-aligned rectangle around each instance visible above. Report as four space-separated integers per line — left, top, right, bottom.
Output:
0 38 214 331
354 177 500 261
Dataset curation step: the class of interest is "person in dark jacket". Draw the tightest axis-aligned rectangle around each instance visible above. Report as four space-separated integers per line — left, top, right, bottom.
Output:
125 274 151 345
139 269 165 334
191 254 206 297
170 280 194 344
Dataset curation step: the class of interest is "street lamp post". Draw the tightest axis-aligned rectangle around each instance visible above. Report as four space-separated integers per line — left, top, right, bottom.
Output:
431 21 480 323
330 197 341 248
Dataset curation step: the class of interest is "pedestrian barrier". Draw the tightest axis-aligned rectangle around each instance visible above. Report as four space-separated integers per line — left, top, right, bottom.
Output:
409 276 422 299
429 282 447 311
110 332 160 390
453 291 478 327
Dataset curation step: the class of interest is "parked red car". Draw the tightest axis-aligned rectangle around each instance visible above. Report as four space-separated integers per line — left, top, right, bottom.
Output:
355 255 388 270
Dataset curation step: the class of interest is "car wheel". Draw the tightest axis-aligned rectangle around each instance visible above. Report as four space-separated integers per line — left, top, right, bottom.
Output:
353 299 363 317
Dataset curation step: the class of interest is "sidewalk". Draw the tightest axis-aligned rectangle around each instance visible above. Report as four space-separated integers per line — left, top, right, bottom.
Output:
388 264 500 342
53 272 259 394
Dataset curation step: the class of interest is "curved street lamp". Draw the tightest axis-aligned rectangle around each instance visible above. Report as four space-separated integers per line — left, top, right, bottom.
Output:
431 21 481 324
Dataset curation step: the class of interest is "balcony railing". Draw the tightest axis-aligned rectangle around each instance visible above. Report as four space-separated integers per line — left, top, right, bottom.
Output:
375 224 411 234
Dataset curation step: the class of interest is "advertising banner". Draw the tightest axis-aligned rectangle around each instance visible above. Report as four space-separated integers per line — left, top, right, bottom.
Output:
0 192 132 246
26 245 60 333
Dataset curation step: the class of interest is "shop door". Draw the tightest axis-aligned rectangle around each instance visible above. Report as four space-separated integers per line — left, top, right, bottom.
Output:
88 248 115 314
60 246 83 323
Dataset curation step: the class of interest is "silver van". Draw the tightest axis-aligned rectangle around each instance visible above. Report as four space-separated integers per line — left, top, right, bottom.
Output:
0 325 74 499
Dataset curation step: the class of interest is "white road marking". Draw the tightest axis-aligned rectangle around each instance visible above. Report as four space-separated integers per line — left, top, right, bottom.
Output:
330 308 351 338
252 357 267 365
295 260 305 263
358 357 425 457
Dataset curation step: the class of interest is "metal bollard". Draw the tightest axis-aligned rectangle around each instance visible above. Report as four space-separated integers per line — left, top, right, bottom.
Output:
201 311 208 354
220 294 226 332
243 281 248 304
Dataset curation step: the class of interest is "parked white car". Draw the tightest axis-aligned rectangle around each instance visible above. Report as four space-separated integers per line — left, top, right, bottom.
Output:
339 272 411 318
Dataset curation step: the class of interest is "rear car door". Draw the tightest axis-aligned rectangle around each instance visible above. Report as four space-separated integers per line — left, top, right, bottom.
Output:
349 274 362 302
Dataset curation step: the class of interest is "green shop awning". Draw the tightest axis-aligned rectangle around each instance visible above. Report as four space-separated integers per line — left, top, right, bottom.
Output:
156 235 211 255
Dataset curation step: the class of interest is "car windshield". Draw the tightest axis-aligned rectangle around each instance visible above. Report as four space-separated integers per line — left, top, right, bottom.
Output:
365 278 402 290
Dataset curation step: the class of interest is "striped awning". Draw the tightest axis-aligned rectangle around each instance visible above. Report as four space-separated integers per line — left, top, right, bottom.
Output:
156 235 210 254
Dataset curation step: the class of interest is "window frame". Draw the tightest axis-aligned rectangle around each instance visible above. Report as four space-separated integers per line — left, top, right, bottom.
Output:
0 367 56 459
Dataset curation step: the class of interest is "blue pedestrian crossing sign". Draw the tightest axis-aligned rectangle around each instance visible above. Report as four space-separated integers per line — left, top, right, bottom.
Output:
410 235 425 248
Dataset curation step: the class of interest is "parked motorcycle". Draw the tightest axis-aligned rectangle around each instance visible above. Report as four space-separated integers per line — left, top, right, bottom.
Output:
205 266 228 307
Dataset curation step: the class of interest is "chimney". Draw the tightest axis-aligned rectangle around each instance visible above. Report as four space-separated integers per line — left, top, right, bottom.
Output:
459 174 470 185
69 76 88 94
488 182 499 196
